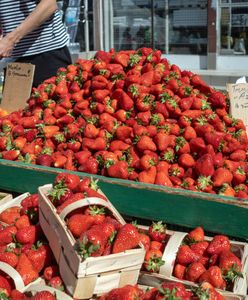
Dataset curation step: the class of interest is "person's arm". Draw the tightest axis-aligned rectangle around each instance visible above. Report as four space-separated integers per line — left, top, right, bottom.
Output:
0 0 58 58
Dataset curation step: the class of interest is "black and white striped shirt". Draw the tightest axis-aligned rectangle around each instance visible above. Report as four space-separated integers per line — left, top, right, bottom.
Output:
0 0 69 57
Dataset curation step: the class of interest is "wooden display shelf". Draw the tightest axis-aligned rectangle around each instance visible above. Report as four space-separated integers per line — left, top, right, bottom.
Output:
0 159 247 240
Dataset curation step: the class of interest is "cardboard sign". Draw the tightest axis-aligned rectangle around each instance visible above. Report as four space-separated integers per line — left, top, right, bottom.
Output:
1 62 35 112
227 83 248 130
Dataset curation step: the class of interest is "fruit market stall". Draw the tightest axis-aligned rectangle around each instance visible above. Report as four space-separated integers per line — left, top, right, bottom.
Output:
0 47 248 241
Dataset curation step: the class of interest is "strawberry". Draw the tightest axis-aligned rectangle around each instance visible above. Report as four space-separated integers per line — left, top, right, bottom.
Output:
138 166 157 184
0 251 19 268
67 214 95 238
0 275 12 297
0 207 20 225
219 250 243 283
173 263 186 280
107 160 129 179
48 275 64 291
43 265 59 281
32 291 56 300
16 225 40 245
176 245 200 265
155 172 173 187
178 153 195 168
193 283 224 300
54 173 80 191
157 282 192 300
207 235 230 255
185 262 206 282
212 167 233 187
190 241 209 256
148 221 166 242
139 233 150 251
77 225 106 258
27 242 52 273
143 249 164 272
101 284 140 300
112 224 140 254
199 266 226 289
188 226 205 242
195 154 214 177
10 289 25 300
0 226 17 245
16 253 39 285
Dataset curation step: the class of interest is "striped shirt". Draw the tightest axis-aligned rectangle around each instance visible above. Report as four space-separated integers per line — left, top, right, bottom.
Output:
0 0 69 57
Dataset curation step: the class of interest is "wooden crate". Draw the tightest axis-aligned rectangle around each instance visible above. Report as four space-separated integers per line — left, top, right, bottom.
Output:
138 226 248 296
38 184 145 299
0 159 247 240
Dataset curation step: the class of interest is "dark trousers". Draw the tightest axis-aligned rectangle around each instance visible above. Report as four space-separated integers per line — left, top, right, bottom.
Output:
16 46 72 87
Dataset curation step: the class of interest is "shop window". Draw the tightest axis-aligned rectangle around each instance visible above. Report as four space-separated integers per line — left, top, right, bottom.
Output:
110 0 208 55
220 0 248 55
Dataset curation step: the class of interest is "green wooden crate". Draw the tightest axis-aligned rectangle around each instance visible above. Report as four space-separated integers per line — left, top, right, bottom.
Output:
0 159 247 240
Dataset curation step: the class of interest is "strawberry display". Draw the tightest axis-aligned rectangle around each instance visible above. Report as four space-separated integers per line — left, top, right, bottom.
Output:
173 226 244 291
0 48 248 199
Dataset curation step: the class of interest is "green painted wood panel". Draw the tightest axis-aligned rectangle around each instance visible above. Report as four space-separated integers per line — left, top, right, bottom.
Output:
0 159 247 240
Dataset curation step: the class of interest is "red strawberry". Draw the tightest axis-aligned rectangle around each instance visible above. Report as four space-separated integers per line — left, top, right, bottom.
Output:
195 154 214 177
43 265 59 281
27 242 52 273
112 224 140 254
185 262 206 282
207 235 230 255
138 166 157 184
16 225 39 245
54 173 80 191
176 245 200 265
143 249 164 272
219 250 242 282
199 266 226 289
16 253 39 285
188 226 205 242
0 226 17 245
32 291 56 300
173 263 186 280
68 214 94 238
212 167 233 187
0 251 19 268
148 221 166 242
190 241 209 256
0 275 12 297
101 284 140 300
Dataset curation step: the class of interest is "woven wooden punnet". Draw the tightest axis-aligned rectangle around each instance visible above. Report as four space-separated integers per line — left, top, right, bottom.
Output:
0 261 73 299
138 273 248 300
138 226 248 296
38 184 145 299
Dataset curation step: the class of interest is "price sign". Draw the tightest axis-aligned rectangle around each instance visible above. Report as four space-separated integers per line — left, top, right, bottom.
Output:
1 62 35 112
227 83 248 131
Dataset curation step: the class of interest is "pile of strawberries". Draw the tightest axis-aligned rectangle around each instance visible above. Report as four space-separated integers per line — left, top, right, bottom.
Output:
99 281 225 300
173 227 243 291
0 48 248 199
0 194 66 299
48 173 141 258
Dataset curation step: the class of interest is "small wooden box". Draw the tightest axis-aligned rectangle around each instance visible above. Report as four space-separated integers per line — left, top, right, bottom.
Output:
38 184 145 299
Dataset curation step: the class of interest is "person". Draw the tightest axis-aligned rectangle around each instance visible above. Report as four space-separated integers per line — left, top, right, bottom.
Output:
0 0 72 87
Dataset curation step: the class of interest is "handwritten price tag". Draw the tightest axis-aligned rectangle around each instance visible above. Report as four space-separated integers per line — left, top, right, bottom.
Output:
227 83 248 131
1 62 35 112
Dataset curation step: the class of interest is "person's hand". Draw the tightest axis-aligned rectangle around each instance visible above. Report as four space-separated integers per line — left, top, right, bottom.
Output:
0 35 15 58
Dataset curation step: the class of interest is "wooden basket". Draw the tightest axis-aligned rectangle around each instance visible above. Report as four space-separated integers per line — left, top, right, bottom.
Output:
0 261 73 299
138 226 248 296
38 184 145 299
138 273 248 300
